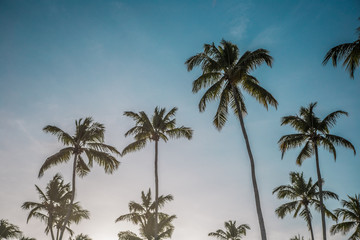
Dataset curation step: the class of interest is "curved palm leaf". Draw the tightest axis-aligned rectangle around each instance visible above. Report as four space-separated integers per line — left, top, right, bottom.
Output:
323 19 360 79
331 194 360 240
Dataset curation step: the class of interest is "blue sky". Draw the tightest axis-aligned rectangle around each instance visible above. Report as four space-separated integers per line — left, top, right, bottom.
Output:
0 0 359 239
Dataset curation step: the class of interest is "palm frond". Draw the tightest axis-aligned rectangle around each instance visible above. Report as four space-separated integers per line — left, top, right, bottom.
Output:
230 84 247 117
87 142 121 156
325 134 356 155
76 156 91 178
213 83 230 130
278 134 308 159
198 78 225 112
237 48 273 72
295 141 313 165
121 139 147 156
118 231 142 240
320 110 348 131
274 201 299 219
84 149 120 174
166 127 193 140
330 221 357 235
192 73 222 93
281 115 309 133
319 136 337 160
241 75 278 109
124 111 142 123
43 126 74 146
38 147 73 177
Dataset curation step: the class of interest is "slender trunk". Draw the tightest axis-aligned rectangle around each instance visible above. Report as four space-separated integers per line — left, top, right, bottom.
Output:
59 154 77 240
56 227 59 240
50 227 55 240
154 140 159 240
48 211 55 240
314 143 327 240
231 85 267 240
49 222 55 240
305 204 315 240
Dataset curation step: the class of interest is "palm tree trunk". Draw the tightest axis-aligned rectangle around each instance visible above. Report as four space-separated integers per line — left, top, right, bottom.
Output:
314 143 327 240
305 205 315 240
154 140 159 240
231 85 267 240
59 155 77 240
56 227 59 240
49 223 55 240
48 213 55 240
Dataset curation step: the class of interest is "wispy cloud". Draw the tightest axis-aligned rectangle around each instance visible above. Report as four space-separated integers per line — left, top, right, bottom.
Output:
250 25 282 48
230 17 249 39
15 119 43 149
229 1 252 39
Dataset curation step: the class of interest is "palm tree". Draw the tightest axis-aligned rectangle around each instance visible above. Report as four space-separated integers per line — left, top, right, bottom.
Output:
0 219 22 240
122 107 192 239
273 172 338 240
118 231 142 240
19 237 37 240
22 174 90 240
208 220 250 240
39 117 120 240
330 194 360 240
69 234 92 240
279 102 356 240
289 235 306 240
323 18 360 79
116 189 176 240
185 39 277 240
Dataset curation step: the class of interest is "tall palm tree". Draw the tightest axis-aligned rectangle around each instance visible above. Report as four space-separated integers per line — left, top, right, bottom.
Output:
22 174 90 240
279 102 356 240
39 117 120 240
323 18 360 79
330 194 360 240
273 172 338 240
122 107 192 239
0 219 22 240
116 189 175 240
208 220 250 240
185 39 277 240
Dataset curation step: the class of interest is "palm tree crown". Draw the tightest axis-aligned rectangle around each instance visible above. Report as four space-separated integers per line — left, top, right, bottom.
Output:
208 220 250 240
122 107 192 155
0 219 22 240
279 102 356 165
116 189 176 240
185 39 277 240
273 172 338 240
330 194 360 240
39 117 120 178
185 39 277 129
69 234 92 240
323 18 360 79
